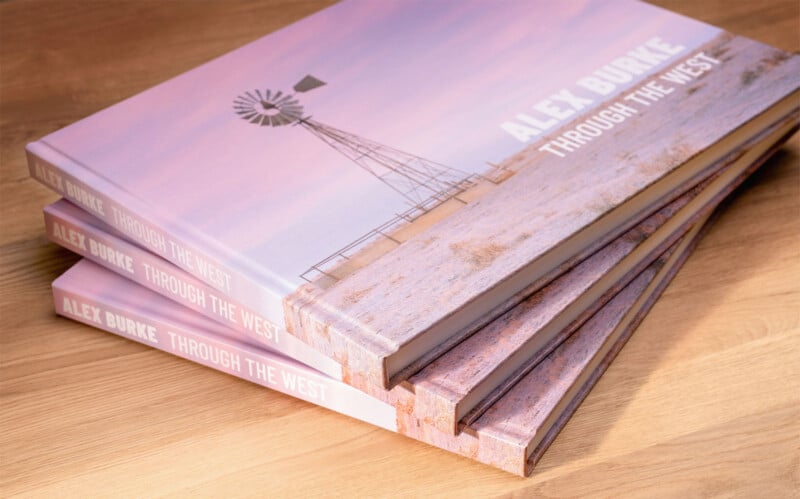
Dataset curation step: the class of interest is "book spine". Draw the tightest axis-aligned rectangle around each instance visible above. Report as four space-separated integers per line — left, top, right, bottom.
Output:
43 201 343 380
27 142 289 333
51 280 397 433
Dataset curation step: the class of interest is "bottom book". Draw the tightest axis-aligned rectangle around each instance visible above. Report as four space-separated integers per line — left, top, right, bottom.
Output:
50 211 706 476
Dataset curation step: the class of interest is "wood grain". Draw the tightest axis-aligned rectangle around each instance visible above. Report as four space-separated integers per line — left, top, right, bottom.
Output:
1 1 798 496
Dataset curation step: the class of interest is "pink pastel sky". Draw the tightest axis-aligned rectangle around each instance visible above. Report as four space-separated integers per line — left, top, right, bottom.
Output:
46 0 719 290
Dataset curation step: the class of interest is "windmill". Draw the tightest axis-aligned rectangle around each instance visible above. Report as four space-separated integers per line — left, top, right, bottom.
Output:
233 75 479 210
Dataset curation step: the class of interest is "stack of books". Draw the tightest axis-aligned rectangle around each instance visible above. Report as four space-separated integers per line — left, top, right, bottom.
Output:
26 1 798 476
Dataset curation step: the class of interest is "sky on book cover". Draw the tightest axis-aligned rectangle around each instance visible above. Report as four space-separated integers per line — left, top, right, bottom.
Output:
44 0 719 291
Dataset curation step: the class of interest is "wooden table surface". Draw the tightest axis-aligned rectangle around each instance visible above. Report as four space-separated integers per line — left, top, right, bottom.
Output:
1 1 798 496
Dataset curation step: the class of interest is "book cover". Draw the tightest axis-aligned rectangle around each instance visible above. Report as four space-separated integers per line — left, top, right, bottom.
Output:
28 0 800 387
43 115 795 435
52 218 702 476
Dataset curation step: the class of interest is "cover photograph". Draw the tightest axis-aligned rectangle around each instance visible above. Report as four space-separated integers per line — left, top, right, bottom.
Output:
27 0 800 387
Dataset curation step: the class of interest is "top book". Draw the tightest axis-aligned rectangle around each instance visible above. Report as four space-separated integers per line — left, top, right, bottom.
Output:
27 0 799 388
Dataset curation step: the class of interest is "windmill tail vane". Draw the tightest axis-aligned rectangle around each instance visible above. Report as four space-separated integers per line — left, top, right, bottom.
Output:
293 74 326 93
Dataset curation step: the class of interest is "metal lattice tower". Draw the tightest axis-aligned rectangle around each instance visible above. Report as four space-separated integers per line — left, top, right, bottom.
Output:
298 118 475 208
234 75 478 209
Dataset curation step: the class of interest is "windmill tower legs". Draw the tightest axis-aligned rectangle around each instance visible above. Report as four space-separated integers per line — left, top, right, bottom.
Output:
299 119 480 211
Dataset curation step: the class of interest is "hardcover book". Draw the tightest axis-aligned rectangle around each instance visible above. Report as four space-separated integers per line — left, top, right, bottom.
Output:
44 199 345 380
52 216 703 475
28 0 800 387
42 118 793 434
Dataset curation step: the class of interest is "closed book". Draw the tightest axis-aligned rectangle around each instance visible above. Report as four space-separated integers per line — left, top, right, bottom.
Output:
28 0 800 388
44 199 344 380
42 119 794 434
52 216 702 476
